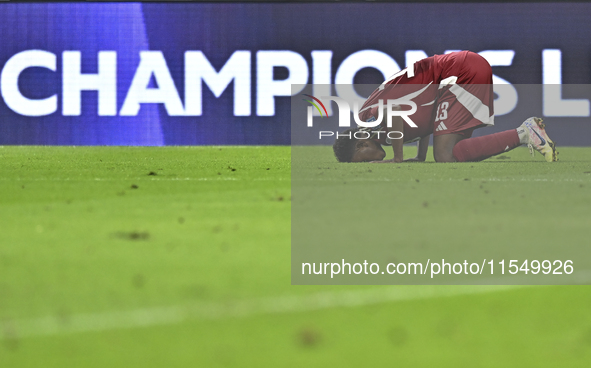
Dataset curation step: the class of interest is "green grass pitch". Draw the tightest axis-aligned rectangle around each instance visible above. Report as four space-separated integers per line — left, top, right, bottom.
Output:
1 145 591 367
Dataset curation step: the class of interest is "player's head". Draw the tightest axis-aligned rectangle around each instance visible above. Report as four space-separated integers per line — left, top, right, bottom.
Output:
332 128 386 162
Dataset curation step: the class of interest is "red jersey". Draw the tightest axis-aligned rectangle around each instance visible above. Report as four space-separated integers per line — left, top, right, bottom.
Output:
358 51 494 143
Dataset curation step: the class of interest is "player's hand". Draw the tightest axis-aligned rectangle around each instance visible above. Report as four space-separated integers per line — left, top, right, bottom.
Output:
370 158 403 163
403 156 426 162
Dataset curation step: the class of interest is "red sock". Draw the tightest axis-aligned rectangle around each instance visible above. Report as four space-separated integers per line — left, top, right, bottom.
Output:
452 129 520 162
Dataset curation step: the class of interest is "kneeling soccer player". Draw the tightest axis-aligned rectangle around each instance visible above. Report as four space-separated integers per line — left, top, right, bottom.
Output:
332 50 558 163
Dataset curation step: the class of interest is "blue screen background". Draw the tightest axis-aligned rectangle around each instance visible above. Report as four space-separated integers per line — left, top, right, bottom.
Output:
0 3 589 145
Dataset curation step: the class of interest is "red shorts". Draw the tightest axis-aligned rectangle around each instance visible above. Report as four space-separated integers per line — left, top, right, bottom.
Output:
432 51 494 137
432 83 494 137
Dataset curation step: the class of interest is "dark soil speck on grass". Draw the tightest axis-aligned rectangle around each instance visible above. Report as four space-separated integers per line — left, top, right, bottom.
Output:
132 274 146 289
112 231 150 241
130 184 138 189
2 335 19 352
1 321 20 351
388 326 409 346
148 171 157 176
297 327 322 347
55 307 71 326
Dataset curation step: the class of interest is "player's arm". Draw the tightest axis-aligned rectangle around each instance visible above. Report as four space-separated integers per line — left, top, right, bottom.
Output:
389 117 404 162
371 113 405 163
405 135 429 162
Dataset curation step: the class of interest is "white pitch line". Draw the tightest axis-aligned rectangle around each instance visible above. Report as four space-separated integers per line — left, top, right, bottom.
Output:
292 177 590 183
0 177 289 181
0 177 586 182
1 285 522 340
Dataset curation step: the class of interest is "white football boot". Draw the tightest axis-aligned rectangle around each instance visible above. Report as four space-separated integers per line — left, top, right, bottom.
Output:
519 117 558 162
